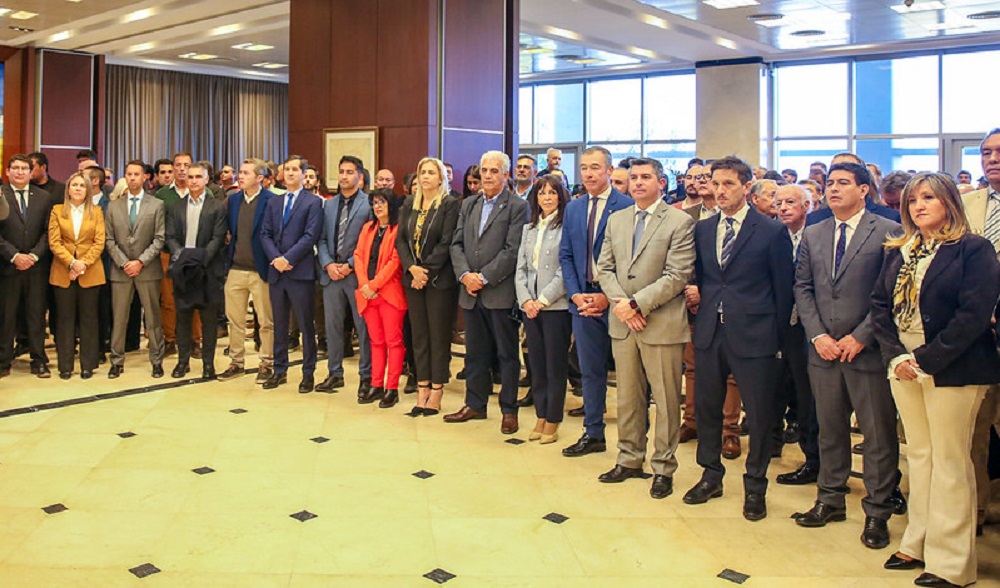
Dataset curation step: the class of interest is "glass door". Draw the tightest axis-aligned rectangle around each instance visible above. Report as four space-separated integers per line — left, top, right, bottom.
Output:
943 136 984 184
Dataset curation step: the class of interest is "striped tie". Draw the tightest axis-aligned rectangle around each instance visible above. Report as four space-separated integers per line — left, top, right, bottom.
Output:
984 191 1000 250
720 217 736 268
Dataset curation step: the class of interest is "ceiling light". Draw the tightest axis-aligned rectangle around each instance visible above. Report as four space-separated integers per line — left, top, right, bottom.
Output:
544 26 582 41
716 37 737 49
10 10 39 19
179 53 218 60
129 42 155 52
564 56 604 65
211 24 242 36
890 1 946 14
789 29 826 36
232 42 274 51
252 62 287 69
640 14 670 29
967 10 1000 20
703 0 758 9
630 47 657 59
748 13 783 22
124 9 154 23
50 30 71 42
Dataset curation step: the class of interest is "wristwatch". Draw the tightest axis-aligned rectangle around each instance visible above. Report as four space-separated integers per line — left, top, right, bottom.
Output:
628 299 640 311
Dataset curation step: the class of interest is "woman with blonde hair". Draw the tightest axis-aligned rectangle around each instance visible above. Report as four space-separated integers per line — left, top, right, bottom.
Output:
48 172 107 379
872 173 1000 588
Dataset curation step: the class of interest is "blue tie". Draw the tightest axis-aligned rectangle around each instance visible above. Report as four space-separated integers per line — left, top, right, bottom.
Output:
720 217 736 268
283 194 294 225
834 222 847 276
632 210 648 257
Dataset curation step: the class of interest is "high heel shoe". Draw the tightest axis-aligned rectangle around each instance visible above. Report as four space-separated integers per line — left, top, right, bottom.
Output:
529 431 543 441
407 406 425 417
423 385 443 417
540 431 559 444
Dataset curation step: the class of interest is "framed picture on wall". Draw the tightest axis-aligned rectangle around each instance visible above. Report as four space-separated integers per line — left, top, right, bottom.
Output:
323 127 379 190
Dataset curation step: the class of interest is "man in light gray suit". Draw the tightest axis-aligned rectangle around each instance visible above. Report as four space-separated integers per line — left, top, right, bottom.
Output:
596 158 695 499
792 162 901 549
105 159 167 378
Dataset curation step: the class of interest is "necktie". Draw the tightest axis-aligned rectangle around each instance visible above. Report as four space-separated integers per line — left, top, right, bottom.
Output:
834 222 848 276
585 196 599 282
984 192 1000 249
720 217 736 268
632 210 648 258
129 197 139 228
336 199 349 256
17 190 27 216
283 194 294 225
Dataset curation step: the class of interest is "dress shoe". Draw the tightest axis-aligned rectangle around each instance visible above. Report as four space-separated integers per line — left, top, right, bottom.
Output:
740 417 749 436
516 393 534 407
191 345 202 360
288 336 301 351
357 382 373 401
32 364 51 379
852 441 865 455
650 474 673 499
59 371 72 380
492 371 502 385
171 363 191 378
539 431 559 444
795 501 847 527
561 434 606 457
770 443 783 458
518 375 531 387
81 370 93 380
678 424 698 443
861 516 890 549
298 375 315 394
567 406 586 417
316 374 345 392
743 492 767 521
452 331 465 345
443 406 487 423
914 573 960 587
358 385 382 404
890 486 908 515
456 368 466 380
884 553 924 570
98 353 108 365
501 413 519 434
163 341 177 356
598 464 645 483
421 407 439 416
256 367 273 384
404 374 417 394
262 373 287 389
529 430 543 441
722 435 742 459
218 365 244 381
783 422 801 444
570 384 583 397
202 367 217 380
682 480 724 505
378 389 399 408
151 364 165 378
108 364 124 379
776 463 819 485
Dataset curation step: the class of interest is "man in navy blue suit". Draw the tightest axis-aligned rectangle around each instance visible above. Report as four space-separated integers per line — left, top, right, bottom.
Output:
260 155 324 393
558 146 633 457
682 156 794 521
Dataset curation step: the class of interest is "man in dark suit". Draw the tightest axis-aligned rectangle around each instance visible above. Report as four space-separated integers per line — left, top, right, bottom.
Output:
165 163 228 380
260 155 324 393
792 162 902 549
558 146 633 456
806 153 899 226
682 156 794 521
446 150 529 434
28 152 65 200
0 154 55 378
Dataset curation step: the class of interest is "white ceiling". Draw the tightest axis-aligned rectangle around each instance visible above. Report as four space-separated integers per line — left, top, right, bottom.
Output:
2 0 999 83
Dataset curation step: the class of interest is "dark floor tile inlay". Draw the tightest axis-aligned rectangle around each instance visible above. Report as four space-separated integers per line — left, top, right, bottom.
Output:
192 466 216 475
718 568 750 584
310 436 330 444
118 431 137 438
504 438 525 445
542 512 568 524
412 470 435 479
129 563 161 578
423 568 456 584
229 408 248 414
290 510 317 522
42 503 68 514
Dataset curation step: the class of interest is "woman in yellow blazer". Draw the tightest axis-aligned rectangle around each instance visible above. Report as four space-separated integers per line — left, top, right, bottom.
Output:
48 172 106 379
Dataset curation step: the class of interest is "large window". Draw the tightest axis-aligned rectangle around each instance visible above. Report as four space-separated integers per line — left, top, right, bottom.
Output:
588 78 641 142
533 83 584 144
775 63 848 138
942 50 1000 134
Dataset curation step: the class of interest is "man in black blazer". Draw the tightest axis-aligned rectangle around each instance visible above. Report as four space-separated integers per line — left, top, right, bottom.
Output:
683 156 794 521
164 163 228 379
0 154 55 378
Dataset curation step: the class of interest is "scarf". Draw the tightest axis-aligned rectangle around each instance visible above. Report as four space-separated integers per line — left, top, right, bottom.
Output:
892 234 939 331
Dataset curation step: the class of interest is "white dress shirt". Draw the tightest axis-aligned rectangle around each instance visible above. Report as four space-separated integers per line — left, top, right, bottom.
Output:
715 203 750 264
185 192 206 248
831 207 865 277
586 184 612 281
69 202 86 241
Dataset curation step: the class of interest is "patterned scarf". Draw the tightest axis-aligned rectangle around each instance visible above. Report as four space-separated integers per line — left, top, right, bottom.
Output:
892 234 939 330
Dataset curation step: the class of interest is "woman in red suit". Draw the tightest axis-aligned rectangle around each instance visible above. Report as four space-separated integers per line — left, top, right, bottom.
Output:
355 188 408 408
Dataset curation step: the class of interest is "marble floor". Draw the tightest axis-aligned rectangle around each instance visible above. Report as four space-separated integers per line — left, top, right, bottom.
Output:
0 340 997 587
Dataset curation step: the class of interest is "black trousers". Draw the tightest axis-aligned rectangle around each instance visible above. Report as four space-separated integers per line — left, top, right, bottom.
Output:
525 336 582 389
0 269 49 369
779 322 818 467
178 302 220 368
463 300 520 414
405 285 458 385
54 282 100 373
524 311 572 423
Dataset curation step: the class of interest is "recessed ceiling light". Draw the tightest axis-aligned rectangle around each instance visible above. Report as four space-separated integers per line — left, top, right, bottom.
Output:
748 13 783 22
704 0 759 9
50 30 71 42
890 1 945 14
10 10 39 19
178 53 218 60
211 24 242 36
640 14 670 29
544 26 582 41
967 10 1000 20
630 47 657 59
129 42 155 53
232 42 274 51
9 25 33 32
716 37 737 49
252 62 287 69
790 29 826 36
124 9 154 23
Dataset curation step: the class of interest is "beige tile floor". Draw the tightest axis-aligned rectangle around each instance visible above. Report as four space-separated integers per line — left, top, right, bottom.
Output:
0 340 997 587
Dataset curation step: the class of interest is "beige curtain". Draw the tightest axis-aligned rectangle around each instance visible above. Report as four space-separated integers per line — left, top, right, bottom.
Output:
105 64 287 175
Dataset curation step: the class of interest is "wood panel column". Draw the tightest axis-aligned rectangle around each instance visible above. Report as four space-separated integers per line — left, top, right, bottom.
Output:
288 0 518 193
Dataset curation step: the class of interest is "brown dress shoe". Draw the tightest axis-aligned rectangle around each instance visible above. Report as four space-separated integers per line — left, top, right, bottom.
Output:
501 413 519 435
722 435 742 459
679 424 698 443
443 406 487 423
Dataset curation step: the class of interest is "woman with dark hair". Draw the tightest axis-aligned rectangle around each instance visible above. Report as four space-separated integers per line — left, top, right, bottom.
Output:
402 172 417 197
354 188 408 408
462 165 481 200
515 175 571 443
48 172 107 379
396 158 460 416
871 173 1000 588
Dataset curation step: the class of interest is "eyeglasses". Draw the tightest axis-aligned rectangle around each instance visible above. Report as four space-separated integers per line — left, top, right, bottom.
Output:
685 174 708 181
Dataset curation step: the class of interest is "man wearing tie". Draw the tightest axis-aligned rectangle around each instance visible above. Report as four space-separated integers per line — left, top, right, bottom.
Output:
260 155 324 393
683 156 793 521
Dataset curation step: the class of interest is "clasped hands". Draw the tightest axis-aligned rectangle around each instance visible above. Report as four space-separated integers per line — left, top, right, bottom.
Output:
814 333 865 363
324 261 350 280
461 272 485 296
123 260 144 278
409 265 429 290
68 260 87 281
610 297 646 332
12 253 36 271
571 292 610 318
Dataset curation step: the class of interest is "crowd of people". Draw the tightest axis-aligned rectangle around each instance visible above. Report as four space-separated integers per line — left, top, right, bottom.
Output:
2 131 1000 588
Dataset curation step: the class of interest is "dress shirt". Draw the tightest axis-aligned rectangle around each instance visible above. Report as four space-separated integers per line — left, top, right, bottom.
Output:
170 182 190 199
586 184 613 281
9 185 39 263
788 226 804 258
699 205 719 221
244 186 261 204
185 192 206 248
478 191 500 236
514 184 531 200
715 203 750 264
633 198 660 232
70 202 86 241
831 207 865 277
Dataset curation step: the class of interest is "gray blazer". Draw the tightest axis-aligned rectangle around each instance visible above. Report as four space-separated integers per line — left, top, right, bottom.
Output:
515 221 567 311
105 193 165 282
598 202 695 343
317 191 372 286
450 189 528 310
794 210 900 372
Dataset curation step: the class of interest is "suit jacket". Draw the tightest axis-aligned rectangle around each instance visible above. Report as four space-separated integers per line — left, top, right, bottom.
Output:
598 202 694 343
559 188 633 315
354 221 406 314
872 234 1000 386
226 188 276 280
0 184 55 275
683 203 715 223
105 193 166 282
396 194 459 290
165 194 228 286
260 189 324 283
48 205 107 288
317 191 372 286
515 221 568 311
962 188 992 244
807 196 900 226
693 205 794 357
794 211 900 372
450 188 528 310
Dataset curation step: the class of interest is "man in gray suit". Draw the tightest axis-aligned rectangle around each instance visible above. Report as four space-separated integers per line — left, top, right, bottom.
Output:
792 162 900 549
596 158 695 499
105 159 167 378
446 150 529 434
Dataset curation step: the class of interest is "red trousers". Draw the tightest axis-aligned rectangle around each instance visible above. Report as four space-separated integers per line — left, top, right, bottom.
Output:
363 297 406 389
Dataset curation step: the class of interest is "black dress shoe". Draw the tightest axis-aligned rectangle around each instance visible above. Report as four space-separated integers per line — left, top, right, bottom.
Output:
516 393 534 407
315 374 345 392
59 371 72 380
378 389 399 408
151 364 164 378
682 480 724 505
890 486 908 515
357 385 380 404
98 353 108 365
783 422 801 444
108 365 124 379
561 434 606 457
861 516 890 549
298 375 314 394
795 501 847 527
567 406 586 417
518 375 531 387
776 463 820 486
456 368 467 380
202 367 217 380
743 492 767 521
32 364 51 379
171 363 190 378
598 464 645 483
81 370 93 380
650 475 673 499
570 384 583 397
914 572 960 587
262 373 287 389
357 382 373 401
884 553 924 570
